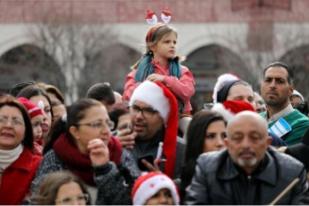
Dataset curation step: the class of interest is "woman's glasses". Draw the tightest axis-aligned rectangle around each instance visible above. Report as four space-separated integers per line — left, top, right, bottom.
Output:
77 119 114 130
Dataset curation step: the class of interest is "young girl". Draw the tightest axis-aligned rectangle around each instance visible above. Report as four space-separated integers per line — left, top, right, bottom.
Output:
32 171 91 205
123 23 195 115
17 97 45 155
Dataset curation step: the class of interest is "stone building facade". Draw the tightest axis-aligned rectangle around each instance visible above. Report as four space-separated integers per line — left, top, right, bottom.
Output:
0 0 309 106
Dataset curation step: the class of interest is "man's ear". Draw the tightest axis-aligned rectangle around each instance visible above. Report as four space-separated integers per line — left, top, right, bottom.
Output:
288 85 294 96
267 135 272 146
69 126 79 140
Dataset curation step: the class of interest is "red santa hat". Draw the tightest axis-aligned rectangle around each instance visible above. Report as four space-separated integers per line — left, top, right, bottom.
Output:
131 172 180 205
129 80 178 178
17 97 44 119
211 100 255 122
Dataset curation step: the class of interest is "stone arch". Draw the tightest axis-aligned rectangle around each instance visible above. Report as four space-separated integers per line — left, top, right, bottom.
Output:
0 35 36 57
179 33 244 57
78 42 141 96
280 44 309 100
117 34 144 55
0 43 65 93
183 44 254 110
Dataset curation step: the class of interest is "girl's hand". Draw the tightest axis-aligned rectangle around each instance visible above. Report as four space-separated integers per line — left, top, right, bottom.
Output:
88 138 110 166
146 74 165 82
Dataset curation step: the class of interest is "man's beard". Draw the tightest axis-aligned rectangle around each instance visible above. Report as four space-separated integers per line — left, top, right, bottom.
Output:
265 96 287 107
236 157 258 168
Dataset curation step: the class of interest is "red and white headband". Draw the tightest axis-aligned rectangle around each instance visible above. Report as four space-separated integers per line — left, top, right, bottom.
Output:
145 8 172 25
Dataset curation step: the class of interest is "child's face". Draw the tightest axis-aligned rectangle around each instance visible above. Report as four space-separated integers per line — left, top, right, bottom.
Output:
31 114 44 141
145 188 174 205
151 32 177 60
55 181 88 205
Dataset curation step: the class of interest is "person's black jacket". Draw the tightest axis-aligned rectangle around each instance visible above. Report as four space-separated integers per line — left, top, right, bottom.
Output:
286 128 309 171
186 148 308 205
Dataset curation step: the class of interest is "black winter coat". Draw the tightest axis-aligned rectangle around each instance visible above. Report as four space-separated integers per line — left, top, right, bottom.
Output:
185 148 308 205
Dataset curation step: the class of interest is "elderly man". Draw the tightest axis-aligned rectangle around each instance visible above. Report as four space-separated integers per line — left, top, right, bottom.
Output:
118 80 185 178
186 111 308 204
260 62 309 145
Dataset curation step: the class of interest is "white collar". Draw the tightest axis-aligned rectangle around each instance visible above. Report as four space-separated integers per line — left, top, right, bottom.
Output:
0 144 23 173
267 104 294 123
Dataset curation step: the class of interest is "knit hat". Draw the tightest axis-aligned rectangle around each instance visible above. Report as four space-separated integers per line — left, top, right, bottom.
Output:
129 80 178 178
132 172 179 205
211 100 255 122
17 97 44 119
212 73 240 103
291 90 304 102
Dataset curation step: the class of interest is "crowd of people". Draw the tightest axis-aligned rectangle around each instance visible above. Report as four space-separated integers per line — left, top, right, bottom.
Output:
1 22 309 205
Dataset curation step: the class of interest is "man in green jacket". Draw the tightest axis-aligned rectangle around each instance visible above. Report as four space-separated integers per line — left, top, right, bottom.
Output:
260 61 309 146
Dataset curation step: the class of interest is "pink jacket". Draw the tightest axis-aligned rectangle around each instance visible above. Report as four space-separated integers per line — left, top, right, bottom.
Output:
123 62 195 114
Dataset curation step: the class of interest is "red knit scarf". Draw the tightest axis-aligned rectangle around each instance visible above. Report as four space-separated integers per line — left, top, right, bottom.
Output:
53 133 122 186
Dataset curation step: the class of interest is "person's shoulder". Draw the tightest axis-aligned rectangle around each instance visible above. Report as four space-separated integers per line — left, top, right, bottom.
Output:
42 149 62 165
180 65 191 72
22 148 42 162
288 109 309 122
270 147 305 172
43 149 57 158
196 150 228 171
11 148 42 170
259 111 267 118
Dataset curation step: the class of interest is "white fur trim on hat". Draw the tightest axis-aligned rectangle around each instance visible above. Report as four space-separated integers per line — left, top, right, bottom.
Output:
211 102 235 122
133 174 179 205
129 81 170 124
212 73 239 103
292 90 304 102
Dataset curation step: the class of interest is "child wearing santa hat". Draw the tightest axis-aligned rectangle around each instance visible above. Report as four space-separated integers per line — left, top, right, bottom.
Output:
132 172 179 205
18 97 45 155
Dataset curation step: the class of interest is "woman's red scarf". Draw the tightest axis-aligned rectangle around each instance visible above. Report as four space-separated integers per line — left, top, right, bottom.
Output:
53 133 122 186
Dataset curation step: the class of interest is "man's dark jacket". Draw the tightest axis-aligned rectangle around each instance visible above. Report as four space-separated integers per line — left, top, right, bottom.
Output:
186 148 308 205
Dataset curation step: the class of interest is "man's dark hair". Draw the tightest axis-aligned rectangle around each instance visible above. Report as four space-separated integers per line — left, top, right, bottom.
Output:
263 61 293 84
86 82 115 105
9 81 35 97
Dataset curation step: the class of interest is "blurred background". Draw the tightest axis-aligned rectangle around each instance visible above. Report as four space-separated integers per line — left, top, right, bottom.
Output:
0 0 309 110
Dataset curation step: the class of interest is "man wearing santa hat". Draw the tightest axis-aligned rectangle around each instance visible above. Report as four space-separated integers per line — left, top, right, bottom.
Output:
118 80 185 179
